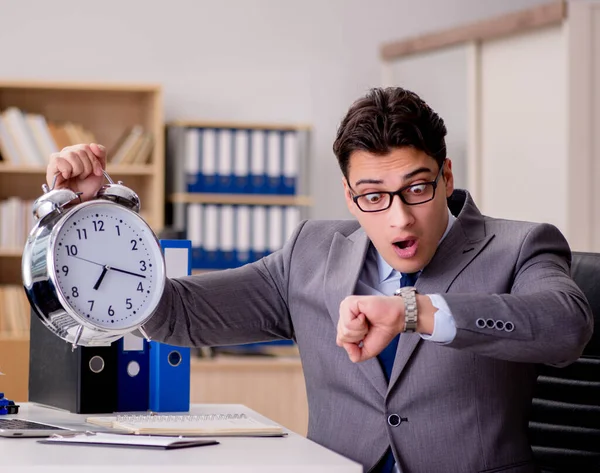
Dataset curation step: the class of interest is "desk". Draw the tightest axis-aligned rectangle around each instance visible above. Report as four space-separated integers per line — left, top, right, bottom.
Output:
0 403 361 473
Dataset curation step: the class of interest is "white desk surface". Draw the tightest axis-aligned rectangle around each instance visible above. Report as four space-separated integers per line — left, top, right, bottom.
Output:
0 403 361 473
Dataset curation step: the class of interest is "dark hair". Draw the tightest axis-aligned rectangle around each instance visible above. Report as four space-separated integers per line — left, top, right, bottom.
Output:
333 87 447 180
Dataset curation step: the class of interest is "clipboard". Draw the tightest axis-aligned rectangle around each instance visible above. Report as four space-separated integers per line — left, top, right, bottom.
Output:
38 431 219 449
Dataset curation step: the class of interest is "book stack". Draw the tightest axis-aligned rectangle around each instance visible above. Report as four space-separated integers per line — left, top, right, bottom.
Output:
0 107 153 166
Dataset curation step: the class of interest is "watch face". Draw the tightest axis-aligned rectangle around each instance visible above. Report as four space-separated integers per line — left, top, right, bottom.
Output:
50 201 165 330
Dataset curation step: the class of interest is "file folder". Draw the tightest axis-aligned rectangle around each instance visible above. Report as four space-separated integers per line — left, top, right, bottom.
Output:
28 313 118 414
149 240 192 412
116 333 150 412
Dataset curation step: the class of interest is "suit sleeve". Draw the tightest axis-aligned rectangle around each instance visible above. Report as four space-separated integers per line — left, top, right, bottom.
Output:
141 222 307 347
442 223 593 366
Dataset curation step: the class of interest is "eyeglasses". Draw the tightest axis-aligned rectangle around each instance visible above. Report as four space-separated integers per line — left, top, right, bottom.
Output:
350 161 445 213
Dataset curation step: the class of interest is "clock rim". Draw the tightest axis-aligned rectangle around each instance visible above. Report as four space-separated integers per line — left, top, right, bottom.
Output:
46 199 166 333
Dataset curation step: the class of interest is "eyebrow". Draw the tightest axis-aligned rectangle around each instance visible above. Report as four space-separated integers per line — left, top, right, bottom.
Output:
353 166 433 188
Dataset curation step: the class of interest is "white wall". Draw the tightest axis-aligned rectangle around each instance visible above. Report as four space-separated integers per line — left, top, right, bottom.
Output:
0 0 553 220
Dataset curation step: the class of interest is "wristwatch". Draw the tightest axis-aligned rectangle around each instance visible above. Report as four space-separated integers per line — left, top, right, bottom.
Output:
394 286 418 333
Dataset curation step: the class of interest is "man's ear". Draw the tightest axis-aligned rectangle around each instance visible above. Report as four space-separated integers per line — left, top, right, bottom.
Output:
443 159 455 197
342 178 357 216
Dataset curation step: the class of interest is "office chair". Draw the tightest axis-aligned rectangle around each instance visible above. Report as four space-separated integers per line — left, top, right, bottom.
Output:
529 251 600 473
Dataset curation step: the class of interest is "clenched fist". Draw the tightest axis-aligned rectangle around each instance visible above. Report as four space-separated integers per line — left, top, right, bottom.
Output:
46 143 107 202
336 295 405 363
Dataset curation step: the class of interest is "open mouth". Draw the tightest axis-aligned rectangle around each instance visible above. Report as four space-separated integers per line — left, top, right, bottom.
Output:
394 239 416 249
393 238 418 258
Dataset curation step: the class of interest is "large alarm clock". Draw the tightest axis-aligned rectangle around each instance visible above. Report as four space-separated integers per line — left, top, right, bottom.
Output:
22 171 166 349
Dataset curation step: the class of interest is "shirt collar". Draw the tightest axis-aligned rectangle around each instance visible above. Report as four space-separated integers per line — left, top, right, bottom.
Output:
377 208 456 283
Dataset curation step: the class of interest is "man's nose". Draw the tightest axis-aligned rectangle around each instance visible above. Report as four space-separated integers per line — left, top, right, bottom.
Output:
387 194 415 228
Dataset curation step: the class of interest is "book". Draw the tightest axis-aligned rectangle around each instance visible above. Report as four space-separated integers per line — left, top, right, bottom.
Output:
38 431 219 449
85 412 285 437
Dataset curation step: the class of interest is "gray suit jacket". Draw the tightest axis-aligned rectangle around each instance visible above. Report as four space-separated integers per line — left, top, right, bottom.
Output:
144 190 593 473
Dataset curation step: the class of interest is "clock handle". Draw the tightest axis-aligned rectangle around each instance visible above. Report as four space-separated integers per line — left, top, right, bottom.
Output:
102 170 115 185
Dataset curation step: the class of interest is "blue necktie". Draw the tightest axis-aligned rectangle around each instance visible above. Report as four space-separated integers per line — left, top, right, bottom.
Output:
376 271 419 473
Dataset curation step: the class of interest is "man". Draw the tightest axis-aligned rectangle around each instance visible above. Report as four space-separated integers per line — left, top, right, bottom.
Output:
47 87 593 473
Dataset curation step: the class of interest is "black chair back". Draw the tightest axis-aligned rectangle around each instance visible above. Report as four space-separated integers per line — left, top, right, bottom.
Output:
529 251 600 472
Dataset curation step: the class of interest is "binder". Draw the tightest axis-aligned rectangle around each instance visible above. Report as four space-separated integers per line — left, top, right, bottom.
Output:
251 206 268 261
217 128 233 193
233 129 250 193
185 127 201 193
201 128 217 193
149 240 192 412
235 205 251 266
219 205 235 268
187 203 203 270
282 131 298 195
267 206 284 254
266 130 282 194
28 313 118 414
202 204 219 269
250 130 266 193
116 333 150 412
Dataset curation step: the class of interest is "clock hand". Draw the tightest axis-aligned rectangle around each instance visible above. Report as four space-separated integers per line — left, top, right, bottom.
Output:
109 266 147 279
68 254 105 267
93 266 109 290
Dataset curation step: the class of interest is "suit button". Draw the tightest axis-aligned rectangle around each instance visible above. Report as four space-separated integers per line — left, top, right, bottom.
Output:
486 319 495 328
504 322 515 332
476 318 486 328
387 414 402 427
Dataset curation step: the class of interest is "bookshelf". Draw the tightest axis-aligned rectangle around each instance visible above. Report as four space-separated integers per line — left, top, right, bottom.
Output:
0 80 165 401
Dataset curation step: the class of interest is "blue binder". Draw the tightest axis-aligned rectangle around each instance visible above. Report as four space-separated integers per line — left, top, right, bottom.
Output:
116 333 150 412
149 240 192 412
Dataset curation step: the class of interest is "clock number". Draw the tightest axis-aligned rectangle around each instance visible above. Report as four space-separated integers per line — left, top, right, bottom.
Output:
126 298 132 310
93 220 105 232
65 245 78 256
72 287 79 298
137 282 144 292
76 229 88 240
61 265 69 276
140 260 147 271
115 225 121 236
88 300 95 311
131 239 138 251
108 305 114 316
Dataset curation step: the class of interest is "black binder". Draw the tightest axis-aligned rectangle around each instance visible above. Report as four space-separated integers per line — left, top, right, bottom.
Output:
28 312 118 414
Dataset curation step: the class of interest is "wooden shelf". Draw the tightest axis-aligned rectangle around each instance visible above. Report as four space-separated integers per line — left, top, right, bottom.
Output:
0 79 165 231
0 248 21 257
0 163 156 176
170 192 312 207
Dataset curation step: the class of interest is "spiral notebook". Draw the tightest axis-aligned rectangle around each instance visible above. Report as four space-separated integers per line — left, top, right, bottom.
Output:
85 413 285 437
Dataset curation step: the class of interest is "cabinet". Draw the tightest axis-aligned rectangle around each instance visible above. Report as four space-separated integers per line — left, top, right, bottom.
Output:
381 1 600 252
0 80 164 401
190 355 309 436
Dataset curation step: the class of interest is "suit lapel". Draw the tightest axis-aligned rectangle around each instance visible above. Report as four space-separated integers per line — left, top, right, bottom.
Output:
387 191 495 394
324 228 389 397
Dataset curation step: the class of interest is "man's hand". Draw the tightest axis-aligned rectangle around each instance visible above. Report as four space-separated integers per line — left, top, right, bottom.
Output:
336 295 405 363
46 143 107 202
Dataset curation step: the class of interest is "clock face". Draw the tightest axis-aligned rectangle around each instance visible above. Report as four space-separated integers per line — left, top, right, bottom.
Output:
50 201 165 330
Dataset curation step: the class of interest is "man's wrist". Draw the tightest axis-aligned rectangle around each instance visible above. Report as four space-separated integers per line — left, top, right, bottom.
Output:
415 294 435 335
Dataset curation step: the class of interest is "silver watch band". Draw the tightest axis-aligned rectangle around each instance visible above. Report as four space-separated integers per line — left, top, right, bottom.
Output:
394 286 418 333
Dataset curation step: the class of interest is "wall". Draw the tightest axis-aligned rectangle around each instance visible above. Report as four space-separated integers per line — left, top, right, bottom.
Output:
0 0 553 219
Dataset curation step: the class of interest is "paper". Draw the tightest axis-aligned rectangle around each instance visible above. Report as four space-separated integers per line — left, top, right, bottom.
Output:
38 432 219 449
85 413 285 437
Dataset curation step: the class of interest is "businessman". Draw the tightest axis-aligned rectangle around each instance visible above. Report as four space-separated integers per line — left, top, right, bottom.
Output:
47 87 593 473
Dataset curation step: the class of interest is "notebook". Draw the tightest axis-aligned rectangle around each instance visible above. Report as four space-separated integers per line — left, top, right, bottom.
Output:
85 413 285 437
38 432 219 449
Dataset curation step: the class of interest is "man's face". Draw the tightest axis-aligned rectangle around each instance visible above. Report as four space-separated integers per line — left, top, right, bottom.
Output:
343 147 454 273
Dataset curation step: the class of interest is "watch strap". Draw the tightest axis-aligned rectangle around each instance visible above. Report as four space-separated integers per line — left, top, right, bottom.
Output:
394 286 418 333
